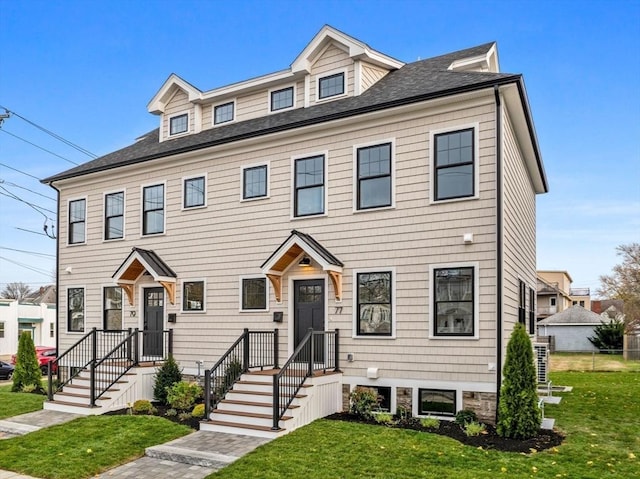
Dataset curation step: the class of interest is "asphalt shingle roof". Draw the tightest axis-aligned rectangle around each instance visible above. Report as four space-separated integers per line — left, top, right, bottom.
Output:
43 42 521 184
538 305 606 325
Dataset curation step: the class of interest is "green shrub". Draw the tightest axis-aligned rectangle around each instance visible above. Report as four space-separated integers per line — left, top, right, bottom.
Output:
464 421 486 436
178 412 192 422
497 323 542 439
373 412 394 425
191 403 205 418
216 357 243 397
132 399 156 415
588 319 624 352
153 355 182 405
12 332 43 393
419 416 440 429
165 408 177 417
454 409 477 426
349 386 379 420
166 381 203 411
396 405 411 420
21 384 37 393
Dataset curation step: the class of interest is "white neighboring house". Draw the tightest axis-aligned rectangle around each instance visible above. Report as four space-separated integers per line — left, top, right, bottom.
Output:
0 298 56 356
537 305 605 352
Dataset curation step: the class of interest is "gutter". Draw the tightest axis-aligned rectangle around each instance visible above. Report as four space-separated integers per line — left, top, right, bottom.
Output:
494 85 503 423
43 76 525 184
45 182 61 359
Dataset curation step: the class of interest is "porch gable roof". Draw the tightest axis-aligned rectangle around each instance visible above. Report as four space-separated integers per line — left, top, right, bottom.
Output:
112 247 177 305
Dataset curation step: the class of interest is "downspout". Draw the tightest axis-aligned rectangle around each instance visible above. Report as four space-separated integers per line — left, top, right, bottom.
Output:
494 86 503 423
48 182 61 361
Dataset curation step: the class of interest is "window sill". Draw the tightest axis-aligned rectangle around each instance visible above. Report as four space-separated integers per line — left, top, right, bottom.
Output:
181 205 207 211
241 195 270 203
352 335 396 340
290 212 328 221
430 194 479 206
239 309 270 313
353 204 395 214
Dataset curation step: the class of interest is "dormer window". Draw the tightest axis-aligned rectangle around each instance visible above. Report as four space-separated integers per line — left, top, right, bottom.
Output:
318 72 345 99
270 87 294 111
214 102 234 125
169 113 188 135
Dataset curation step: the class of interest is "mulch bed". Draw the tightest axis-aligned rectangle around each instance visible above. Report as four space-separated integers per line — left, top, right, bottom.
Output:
104 402 202 430
325 412 564 453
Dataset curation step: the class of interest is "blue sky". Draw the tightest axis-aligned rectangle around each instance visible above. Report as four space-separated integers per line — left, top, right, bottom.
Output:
0 0 638 295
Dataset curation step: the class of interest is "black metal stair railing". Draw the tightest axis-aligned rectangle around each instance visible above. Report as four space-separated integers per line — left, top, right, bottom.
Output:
204 329 279 418
271 329 339 430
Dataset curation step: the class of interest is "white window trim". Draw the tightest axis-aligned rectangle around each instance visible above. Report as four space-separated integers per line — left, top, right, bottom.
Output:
212 99 236 126
268 84 296 113
140 181 167 237
168 110 190 138
428 261 480 340
181 173 208 210
240 162 270 202
103 189 126 242
102 284 124 330
290 150 329 220
352 267 397 339
315 68 348 103
352 138 396 213
67 196 87 246
239 275 270 313
181 279 207 313
66 285 86 334
428 122 480 204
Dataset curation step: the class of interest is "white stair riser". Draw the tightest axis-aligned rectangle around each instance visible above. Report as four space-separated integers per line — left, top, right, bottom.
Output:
216 402 273 415
232 382 275 393
53 394 90 405
224 391 305 406
209 412 287 428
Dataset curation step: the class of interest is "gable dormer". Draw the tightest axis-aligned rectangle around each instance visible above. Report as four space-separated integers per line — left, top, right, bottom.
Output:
447 42 500 73
147 25 404 141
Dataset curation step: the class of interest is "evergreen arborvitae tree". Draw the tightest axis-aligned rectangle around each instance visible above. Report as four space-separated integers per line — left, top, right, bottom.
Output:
153 354 182 405
497 322 541 439
12 332 43 393
588 319 624 352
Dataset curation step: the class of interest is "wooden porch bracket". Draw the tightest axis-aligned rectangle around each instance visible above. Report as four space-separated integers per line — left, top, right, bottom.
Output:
119 283 135 306
159 281 176 305
266 274 282 303
327 271 342 302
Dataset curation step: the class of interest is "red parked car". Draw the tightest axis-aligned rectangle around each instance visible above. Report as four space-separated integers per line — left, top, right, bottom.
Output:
11 346 58 375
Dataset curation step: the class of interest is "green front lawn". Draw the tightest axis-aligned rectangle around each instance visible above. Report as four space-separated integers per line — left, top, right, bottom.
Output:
0 383 46 419
208 371 639 479
0 415 191 479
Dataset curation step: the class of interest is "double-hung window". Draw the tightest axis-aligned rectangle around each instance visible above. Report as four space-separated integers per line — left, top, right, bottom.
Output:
169 113 188 135
270 87 294 111
242 164 268 200
294 155 325 217
104 192 124 240
184 176 206 208
356 271 392 336
68 287 85 333
183 281 205 312
68 199 86 244
318 72 345 99
356 142 392 210
433 267 475 337
240 277 267 311
103 286 123 330
434 128 475 201
529 287 536 335
214 102 234 124
518 280 527 325
142 184 164 235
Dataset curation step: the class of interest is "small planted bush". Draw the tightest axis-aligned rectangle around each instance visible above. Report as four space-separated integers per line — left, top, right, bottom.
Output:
349 386 379 420
165 408 178 417
191 403 205 419
132 399 156 415
420 416 440 429
12 332 43 393
454 409 478 426
373 412 394 425
464 421 486 437
167 381 203 412
153 355 182 405
178 412 192 422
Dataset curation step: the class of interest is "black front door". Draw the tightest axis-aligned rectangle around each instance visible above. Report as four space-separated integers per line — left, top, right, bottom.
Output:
294 279 325 362
144 287 164 357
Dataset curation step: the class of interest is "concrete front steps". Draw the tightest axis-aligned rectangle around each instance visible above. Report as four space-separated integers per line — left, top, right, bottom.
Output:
201 369 342 439
43 365 158 415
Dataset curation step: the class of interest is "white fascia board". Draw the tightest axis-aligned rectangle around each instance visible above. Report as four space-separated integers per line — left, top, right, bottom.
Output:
147 74 202 114
200 69 298 102
447 43 498 73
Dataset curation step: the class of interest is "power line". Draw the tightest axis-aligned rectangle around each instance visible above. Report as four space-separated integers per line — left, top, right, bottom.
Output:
15 227 49 237
0 162 42 181
0 255 52 277
0 128 79 166
0 246 56 258
0 187 57 217
0 105 97 158
0 180 56 201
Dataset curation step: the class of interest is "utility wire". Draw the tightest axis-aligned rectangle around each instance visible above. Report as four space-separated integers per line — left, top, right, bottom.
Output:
0 246 56 258
0 255 52 277
0 187 57 217
0 180 56 201
15 227 49 237
0 129 79 166
0 162 42 181
0 105 97 158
